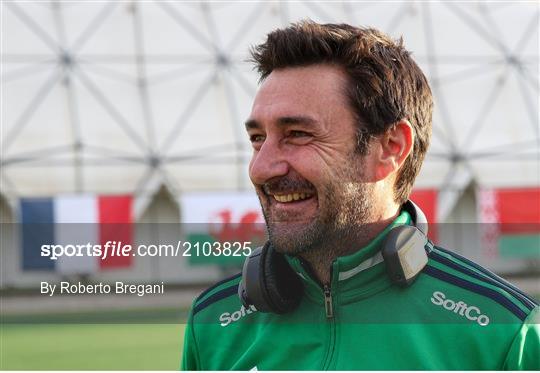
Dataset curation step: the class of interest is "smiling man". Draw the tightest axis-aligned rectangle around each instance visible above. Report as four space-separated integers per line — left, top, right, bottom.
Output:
181 21 539 370
244 64 402 286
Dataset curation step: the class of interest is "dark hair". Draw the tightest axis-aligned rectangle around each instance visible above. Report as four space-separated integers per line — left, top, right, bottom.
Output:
250 20 433 205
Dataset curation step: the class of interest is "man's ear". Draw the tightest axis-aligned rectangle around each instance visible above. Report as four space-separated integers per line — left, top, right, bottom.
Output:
374 120 414 181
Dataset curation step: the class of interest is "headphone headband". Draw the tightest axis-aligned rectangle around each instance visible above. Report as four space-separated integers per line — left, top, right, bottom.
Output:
402 199 428 236
239 199 430 312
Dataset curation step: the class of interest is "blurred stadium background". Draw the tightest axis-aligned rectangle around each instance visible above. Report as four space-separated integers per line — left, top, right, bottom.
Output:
1 0 539 370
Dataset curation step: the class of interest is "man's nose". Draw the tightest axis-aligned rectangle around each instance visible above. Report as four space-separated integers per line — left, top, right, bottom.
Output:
249 139 289 185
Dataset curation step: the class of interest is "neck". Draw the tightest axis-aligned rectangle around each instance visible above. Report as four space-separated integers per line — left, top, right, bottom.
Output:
298 208 399 285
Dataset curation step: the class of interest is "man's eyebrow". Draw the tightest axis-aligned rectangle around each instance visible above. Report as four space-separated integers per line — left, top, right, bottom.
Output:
244 119 260 130
244 116 317 130
277 116 317 126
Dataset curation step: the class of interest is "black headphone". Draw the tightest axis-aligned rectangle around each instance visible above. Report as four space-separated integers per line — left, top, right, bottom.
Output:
238 200 430 314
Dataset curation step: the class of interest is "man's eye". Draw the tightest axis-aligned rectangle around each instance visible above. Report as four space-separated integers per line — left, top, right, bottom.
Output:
250 134 265 143
290 130 309 138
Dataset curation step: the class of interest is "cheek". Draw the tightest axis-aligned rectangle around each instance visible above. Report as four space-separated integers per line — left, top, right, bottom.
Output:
355 155 380 182
247 156 257 181
288 157 319 181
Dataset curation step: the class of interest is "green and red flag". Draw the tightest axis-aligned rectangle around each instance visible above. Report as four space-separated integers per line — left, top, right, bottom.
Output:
478 187 540 259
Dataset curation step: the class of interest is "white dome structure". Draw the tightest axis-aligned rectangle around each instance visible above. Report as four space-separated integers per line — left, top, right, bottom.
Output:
2 2 538 211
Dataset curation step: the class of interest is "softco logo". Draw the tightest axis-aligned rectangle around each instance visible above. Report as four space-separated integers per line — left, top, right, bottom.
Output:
431 291 490 326
219 304 257 327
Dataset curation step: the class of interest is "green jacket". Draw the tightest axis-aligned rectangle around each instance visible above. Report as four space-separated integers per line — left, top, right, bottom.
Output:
182 212 539 370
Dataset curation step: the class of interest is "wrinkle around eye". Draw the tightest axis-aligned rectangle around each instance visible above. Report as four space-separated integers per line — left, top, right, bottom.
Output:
286 130 313 145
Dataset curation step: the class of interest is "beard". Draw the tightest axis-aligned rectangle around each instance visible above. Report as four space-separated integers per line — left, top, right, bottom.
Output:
258 159 376 259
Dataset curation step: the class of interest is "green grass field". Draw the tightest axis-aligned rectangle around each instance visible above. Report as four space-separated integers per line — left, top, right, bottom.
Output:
3 290 538 370
1 309 187 370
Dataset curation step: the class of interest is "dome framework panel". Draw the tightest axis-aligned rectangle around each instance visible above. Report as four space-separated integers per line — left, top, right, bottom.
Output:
1 1 538 202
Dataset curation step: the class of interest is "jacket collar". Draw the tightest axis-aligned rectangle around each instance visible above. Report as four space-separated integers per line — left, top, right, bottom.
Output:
285 210 412 303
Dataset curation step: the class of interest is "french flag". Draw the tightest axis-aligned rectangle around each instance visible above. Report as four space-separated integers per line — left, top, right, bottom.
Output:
20 195 133 273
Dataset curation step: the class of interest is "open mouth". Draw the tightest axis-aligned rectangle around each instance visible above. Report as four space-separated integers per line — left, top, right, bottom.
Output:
271 192 314 203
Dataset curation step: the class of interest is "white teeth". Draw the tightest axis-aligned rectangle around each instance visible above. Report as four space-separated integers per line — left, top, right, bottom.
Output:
273 193 312 203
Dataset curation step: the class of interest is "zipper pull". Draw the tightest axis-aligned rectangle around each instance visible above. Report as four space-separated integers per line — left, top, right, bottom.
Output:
323 284 333 319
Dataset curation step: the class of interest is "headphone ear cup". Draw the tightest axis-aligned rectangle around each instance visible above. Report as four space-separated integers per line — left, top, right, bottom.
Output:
260 244 303 314
381 225 428 287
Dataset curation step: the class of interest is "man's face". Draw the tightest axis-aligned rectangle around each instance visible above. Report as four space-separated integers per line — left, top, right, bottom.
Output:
245 64 376 255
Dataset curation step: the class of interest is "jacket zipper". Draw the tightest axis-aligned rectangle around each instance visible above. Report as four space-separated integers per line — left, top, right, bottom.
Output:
323 283 334 319
298 258 335 368
322 281 336 370
297 258 335 319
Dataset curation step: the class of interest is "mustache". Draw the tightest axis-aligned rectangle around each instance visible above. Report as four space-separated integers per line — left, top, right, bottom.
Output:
262 177 316 195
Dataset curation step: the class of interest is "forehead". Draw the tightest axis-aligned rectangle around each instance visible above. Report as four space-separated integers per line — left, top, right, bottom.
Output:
249 64 352 124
